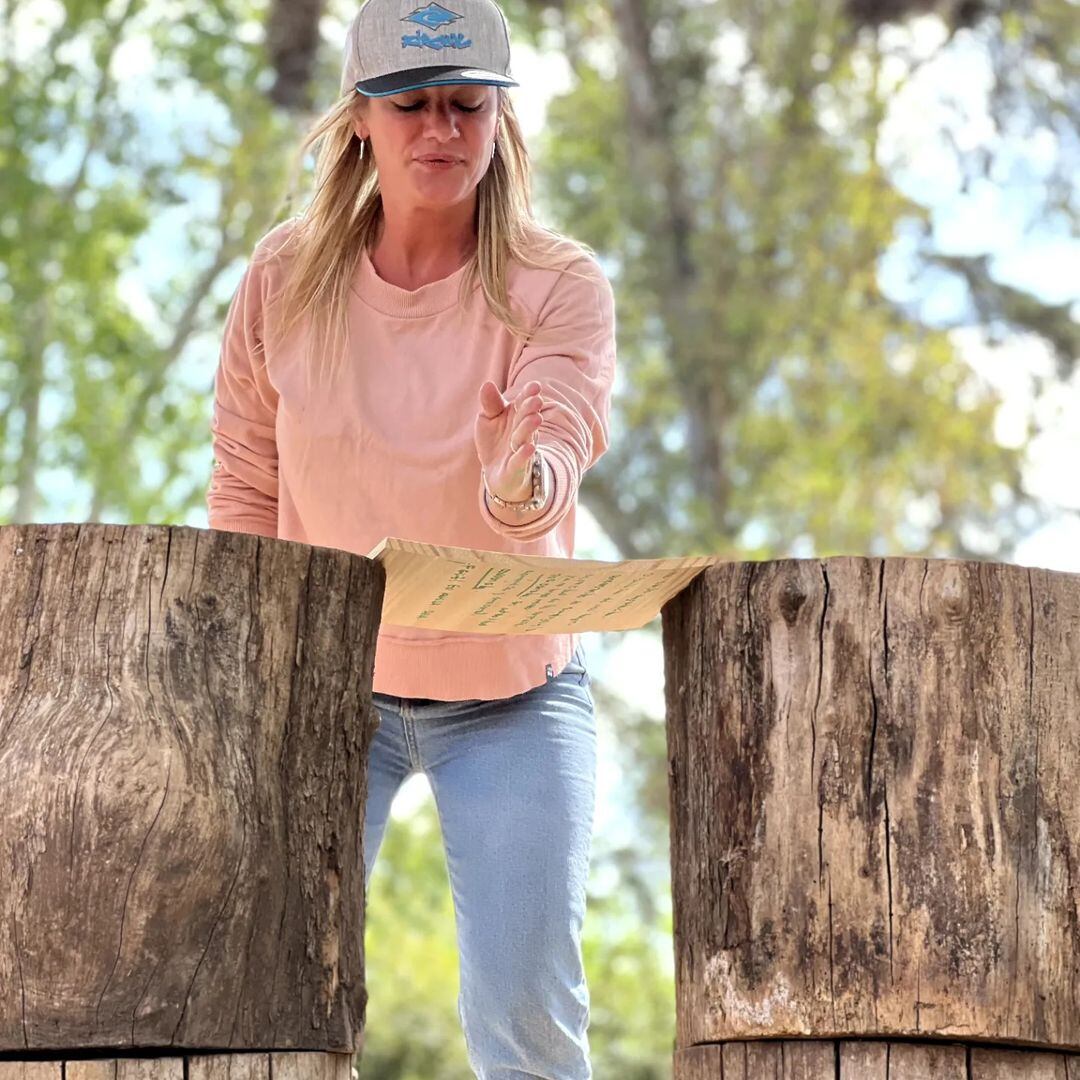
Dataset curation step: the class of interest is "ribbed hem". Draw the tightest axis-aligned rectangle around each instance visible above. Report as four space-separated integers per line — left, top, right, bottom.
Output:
372 630 579 700
351 246 478 318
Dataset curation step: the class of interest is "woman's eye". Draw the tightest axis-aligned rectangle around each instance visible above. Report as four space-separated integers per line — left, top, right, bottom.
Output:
392 102 483 112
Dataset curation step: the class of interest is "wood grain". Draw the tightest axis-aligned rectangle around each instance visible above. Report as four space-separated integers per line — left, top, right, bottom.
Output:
970 1046 1074 1078
672 1039 1080 1078
0 524 384 1053
1 1055 350 1080
188 1053 270 1080
662 557 1080 1054
0 1065 62 1080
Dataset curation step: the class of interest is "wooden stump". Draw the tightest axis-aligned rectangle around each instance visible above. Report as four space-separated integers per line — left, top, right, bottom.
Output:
0 524 384 1053
662 557 1080 1077
0 1053 353 1080
673 1040 1080 1077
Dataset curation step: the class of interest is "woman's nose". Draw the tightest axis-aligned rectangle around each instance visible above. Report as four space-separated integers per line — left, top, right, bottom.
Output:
424 104 459 140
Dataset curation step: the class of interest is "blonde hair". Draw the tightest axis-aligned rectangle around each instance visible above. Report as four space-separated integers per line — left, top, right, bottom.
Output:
261 86 597 386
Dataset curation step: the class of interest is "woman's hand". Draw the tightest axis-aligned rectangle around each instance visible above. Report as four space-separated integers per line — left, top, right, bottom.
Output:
475 379 544 502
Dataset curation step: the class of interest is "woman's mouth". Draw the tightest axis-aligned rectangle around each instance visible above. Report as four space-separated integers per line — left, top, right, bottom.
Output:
416 156 461 169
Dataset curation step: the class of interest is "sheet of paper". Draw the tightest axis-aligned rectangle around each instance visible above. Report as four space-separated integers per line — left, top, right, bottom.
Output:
365 536 729 634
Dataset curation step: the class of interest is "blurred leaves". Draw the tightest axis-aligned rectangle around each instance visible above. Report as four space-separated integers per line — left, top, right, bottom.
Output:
534 0 1075 562
0 0 295 524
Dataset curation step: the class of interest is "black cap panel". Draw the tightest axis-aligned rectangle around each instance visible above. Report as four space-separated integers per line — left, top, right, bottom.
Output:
355 64 518 96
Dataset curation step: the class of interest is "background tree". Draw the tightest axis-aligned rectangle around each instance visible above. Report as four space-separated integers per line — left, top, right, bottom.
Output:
0 0 299 524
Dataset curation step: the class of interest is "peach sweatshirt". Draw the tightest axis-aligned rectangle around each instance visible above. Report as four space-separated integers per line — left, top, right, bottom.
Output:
205 218 616 701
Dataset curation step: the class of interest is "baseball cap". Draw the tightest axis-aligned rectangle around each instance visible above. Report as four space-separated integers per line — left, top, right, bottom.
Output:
342 0 520 97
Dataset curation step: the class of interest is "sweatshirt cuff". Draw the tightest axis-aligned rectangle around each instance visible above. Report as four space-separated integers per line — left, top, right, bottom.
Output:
207 516 278 539
477 444 575 541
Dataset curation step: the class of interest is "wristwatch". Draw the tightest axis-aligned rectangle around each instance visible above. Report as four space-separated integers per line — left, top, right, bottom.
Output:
483 448 549 512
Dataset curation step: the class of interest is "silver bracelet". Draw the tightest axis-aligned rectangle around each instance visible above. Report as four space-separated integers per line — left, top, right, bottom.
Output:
483 448 548 512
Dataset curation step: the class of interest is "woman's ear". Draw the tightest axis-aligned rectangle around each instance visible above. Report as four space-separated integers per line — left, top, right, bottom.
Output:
349 101 369 142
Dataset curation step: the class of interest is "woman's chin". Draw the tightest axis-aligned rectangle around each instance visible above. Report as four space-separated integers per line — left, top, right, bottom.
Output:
408 178 474 207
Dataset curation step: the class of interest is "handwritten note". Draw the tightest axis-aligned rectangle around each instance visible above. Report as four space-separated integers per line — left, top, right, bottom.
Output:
365 536 730 634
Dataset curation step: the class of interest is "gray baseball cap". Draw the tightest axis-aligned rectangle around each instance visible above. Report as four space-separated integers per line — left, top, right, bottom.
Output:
342 0 520 97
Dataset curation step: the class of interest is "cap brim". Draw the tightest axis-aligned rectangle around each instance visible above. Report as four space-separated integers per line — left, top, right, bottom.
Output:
355 65 518 97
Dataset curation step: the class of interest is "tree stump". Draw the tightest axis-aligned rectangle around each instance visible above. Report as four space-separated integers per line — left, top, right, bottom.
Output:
662 556 1080 1077
0 1053 353 1080
0 523 383 1056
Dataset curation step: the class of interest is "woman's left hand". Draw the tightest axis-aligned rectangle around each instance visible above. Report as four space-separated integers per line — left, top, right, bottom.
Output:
475 379 544 503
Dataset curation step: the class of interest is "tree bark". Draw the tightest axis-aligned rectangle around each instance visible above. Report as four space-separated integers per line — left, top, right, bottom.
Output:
662 556 1080 1074
0 523 383 1053
265 0 326 112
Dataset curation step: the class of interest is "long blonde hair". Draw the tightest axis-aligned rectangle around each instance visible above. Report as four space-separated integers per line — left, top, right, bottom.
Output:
262 86 597 385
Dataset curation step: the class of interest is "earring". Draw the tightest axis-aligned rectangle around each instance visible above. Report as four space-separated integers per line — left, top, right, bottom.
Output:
359 137 366 160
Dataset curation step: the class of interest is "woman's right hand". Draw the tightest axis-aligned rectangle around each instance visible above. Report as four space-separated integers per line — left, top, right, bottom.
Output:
474 379 545 502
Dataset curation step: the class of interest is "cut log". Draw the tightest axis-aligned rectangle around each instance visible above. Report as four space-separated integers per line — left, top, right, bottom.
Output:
662 557 1080 1075
672 1039 1080 1077
0 1053 352 1080
0 524 383 1053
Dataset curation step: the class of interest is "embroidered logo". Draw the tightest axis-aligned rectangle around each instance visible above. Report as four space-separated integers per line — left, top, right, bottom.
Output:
401 30 472 49
401 3 470 49
402 3 462 30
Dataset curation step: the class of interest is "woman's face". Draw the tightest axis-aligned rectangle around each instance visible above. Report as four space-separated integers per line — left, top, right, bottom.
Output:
352 84 500 211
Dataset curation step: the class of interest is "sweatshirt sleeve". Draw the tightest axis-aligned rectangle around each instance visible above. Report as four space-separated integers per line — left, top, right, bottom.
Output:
478 254 616 541
205 253 280 538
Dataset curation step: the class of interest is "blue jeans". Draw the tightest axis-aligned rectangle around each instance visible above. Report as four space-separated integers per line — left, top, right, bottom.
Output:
364 643 597 1080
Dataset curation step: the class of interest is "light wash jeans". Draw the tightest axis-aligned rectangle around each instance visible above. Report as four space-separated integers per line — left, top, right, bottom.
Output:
363 642 597 1080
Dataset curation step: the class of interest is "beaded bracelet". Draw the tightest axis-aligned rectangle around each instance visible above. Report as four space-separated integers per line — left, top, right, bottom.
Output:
482 448 548 512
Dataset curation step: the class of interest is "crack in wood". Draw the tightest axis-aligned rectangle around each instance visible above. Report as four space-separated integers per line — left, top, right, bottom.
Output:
131 953 164 1046
866 650 878 805
819 799 826 883
158 530 173 613
68 523 85 602
13 913 28 1048
812 565 830 799
884 778 894 982
96 752 174 1024
828 872 836 1028
170 816 249 1047
1028 567 1038 874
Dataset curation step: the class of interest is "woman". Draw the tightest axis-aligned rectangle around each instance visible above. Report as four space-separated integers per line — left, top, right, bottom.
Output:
206 0 616 1075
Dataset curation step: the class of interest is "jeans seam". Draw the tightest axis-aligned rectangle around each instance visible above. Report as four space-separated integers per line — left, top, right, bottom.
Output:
400 701 422 769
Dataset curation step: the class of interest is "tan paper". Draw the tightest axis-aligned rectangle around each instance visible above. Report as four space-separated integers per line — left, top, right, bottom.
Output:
365 535 729 634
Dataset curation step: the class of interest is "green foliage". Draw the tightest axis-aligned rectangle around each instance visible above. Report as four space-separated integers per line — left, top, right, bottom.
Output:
0 0 294 524
532 0 1072 562
360 800 471 1079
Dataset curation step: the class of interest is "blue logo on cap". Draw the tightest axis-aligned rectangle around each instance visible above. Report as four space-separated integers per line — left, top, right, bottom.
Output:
402 3 462 30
